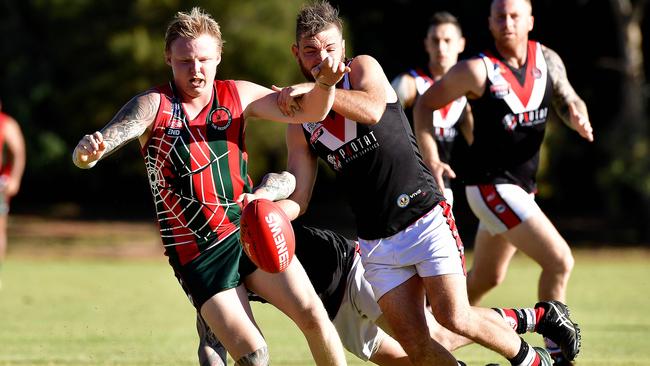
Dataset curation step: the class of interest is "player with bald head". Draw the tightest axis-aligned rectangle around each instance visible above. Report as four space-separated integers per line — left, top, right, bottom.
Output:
414 0 590 364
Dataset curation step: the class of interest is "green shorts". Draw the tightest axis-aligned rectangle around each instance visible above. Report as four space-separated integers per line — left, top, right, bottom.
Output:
173 233 258 310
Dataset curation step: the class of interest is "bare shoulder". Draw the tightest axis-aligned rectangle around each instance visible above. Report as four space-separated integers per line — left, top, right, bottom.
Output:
348 54 391 90
540 44 563 65
540 44 576 95
459 58 486 79
234 80 273 113
349 55 384 74
113 89 160 127
391 72 416 85
1 114 23 140
101 89 160 148
541 45 570 81
446 58 487 98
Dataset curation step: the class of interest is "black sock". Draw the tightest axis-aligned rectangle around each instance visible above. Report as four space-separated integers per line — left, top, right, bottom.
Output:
508 338 540 366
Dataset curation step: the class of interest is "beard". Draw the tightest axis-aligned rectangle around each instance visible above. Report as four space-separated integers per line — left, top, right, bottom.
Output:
297 58 316 82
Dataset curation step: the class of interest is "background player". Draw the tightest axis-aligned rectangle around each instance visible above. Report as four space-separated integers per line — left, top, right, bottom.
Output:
0 99 26 288
414 0 591 363
392 11 473 204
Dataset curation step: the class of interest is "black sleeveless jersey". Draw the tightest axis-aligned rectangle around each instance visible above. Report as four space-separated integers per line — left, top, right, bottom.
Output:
292 223 356 319
302 72 443 240
467 41 553 193
407 68 468 186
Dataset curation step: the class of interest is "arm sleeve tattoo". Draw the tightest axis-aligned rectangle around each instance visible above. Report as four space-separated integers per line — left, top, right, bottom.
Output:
99 91 158 158
542 45 588 126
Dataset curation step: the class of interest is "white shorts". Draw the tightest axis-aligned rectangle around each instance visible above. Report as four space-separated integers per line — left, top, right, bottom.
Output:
332 254 386 361
465 184 542 235
358 203 466 301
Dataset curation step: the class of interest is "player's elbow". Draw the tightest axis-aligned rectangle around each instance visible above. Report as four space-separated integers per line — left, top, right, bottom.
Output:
359 105 386 125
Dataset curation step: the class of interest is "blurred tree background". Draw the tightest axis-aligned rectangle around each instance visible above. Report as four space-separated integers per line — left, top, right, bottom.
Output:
0 0 648 245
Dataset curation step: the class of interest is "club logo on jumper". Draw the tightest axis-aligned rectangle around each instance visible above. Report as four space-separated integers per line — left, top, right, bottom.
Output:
326 154 343 171
397 188 423 208
334 131 379 165
397 194 410 208
490 83 510 99
532 67 542 79
501 107 549 131
208 107 232 131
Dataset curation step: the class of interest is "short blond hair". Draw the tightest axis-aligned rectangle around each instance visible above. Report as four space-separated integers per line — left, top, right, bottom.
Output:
165 7 223 54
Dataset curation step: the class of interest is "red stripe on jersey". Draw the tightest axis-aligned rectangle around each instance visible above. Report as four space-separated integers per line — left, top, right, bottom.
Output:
439 200 466 275
222 81 247 204
186 90 237 252
478 185 521 229
322 112 346 141
438 103 453 119
485 41 538 107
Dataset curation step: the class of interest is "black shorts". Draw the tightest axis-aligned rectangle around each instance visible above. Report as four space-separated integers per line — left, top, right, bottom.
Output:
173 233 258 310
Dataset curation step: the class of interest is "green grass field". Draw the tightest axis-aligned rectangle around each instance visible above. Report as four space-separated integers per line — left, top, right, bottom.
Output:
1 219 649 365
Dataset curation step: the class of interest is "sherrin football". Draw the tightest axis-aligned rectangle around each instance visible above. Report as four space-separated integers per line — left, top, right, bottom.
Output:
240 199 295 273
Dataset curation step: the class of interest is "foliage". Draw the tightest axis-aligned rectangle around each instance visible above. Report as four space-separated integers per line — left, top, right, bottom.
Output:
0 0 648 242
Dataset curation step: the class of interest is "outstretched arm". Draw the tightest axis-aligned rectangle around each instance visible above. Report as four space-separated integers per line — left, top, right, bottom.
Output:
542 45 594 142
72 91 159 169
241 56 349 124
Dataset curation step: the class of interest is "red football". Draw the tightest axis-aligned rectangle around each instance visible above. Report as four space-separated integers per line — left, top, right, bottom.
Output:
240 199 295 273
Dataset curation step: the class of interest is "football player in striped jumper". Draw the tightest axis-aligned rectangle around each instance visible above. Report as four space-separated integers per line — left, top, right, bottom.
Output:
72 7 350 366
414 0 590 364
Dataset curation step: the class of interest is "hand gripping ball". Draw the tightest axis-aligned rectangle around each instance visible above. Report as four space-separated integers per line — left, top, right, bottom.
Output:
240 199 295 273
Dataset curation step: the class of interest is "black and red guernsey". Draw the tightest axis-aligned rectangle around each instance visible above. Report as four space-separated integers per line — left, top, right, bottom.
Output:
302 71 443 240
467 41 553 193
142 80 252 266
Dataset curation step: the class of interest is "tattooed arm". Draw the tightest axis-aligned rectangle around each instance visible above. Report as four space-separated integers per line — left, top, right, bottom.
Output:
72 91 160 169
238 171 297 206
542 45 594 142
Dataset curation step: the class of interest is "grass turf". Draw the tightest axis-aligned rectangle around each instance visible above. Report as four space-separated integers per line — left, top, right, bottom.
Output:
0 248 649 365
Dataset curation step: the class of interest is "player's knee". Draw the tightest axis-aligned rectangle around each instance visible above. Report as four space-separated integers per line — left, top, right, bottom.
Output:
546 250 574 277
434 307 471 335
467 269 505 291
235 346 269 366
293 301 330 334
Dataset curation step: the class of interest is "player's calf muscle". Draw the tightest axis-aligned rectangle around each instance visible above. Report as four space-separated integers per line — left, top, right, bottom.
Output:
235 346 269 366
